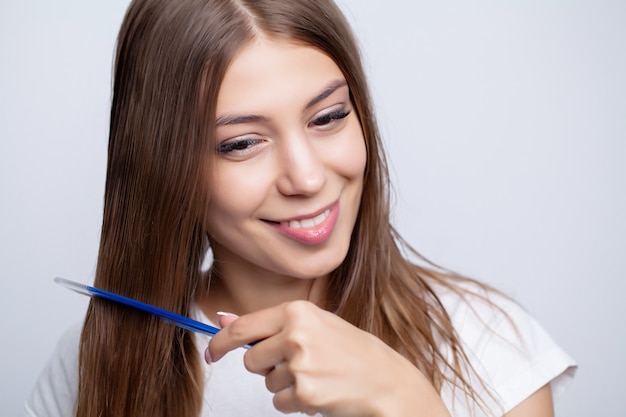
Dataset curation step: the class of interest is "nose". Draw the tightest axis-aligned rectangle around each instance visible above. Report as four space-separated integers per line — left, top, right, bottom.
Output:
275 134 326 196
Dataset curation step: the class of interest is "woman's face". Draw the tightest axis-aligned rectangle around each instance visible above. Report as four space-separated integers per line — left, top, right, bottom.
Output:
206 38 366 281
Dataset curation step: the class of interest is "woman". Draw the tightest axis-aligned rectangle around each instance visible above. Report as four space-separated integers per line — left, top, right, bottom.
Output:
22 1 575 416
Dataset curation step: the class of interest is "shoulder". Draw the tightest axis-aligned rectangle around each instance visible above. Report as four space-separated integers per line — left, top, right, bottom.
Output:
436 280 528 349
21 323 81 417
433 280 576 415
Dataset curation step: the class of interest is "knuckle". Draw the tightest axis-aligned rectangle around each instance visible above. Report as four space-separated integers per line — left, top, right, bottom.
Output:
283 330 315 364
294 379 319 408
225 315 248 340
242 350 257 373
272 392 288 412
285 328 308 350
271 384 318 415
282 301 320 353
284 299 314 319
243 351 255 372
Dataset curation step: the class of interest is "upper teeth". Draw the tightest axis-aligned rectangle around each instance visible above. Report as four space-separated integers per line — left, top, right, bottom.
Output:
280 209 330 229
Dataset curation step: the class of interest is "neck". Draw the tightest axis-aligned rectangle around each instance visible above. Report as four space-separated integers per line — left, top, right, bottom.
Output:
199 263 329 322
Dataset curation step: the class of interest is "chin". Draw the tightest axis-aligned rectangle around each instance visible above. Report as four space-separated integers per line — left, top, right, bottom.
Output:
285 249 348 280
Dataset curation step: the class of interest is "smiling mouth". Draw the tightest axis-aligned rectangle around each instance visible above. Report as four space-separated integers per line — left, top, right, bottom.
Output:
279 209 331 229
263 202 339 245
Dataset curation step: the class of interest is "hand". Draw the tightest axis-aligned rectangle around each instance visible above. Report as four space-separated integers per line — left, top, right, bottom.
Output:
207 300 451 417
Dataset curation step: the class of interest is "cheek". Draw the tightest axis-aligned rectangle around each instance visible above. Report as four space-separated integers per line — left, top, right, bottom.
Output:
332 124 367 180
205 167 266 226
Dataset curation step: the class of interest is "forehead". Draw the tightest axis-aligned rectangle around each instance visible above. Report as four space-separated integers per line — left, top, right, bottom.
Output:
216 38 345 114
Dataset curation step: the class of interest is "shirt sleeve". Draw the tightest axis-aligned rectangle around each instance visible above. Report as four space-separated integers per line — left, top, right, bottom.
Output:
20 324 81 417
439 285 577 416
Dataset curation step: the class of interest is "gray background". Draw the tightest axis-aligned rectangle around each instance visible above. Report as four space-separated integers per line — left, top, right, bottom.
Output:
1 0 624 415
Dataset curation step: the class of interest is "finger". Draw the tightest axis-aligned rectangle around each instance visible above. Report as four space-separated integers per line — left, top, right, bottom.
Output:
216 311 239 328
242 333 286 376
272 384 318 416
264 362 295 394
204 312 240 364
208 304 287 362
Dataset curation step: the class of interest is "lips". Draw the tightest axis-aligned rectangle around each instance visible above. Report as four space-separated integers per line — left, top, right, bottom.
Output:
267 201 339 245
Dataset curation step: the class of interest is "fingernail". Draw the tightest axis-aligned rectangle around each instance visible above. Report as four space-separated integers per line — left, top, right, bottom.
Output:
204 347 212 364
216 311 239 327
216 311 238 318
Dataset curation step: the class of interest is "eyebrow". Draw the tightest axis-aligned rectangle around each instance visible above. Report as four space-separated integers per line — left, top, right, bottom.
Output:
215 79 348 127
215 114 269 127
304 79 348 110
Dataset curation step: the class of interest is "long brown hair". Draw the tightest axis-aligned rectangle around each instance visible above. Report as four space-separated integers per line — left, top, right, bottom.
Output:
79 1 495 416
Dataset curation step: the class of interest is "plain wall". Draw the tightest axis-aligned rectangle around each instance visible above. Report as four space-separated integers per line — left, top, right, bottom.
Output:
1 0 625 415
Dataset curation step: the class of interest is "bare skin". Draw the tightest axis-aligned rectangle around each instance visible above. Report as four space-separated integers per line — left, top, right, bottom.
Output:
202 37 556 417
505 384 554 417
208 304 452 417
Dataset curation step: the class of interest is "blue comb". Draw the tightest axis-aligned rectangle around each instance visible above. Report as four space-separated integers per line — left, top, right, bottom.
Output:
55 277 225 340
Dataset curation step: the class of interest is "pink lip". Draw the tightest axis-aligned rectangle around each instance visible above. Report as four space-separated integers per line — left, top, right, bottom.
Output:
267 201 339 245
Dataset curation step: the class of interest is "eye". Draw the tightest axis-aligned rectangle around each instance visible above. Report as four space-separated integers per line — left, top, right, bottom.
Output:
309 108 351 130
216 137 264 156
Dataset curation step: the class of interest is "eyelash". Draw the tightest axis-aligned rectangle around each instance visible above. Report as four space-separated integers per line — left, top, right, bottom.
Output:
215 107 352 155
310 108 351 128
216 138 262 154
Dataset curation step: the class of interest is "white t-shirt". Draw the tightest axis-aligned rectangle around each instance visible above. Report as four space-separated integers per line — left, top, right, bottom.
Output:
21 285 576 417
